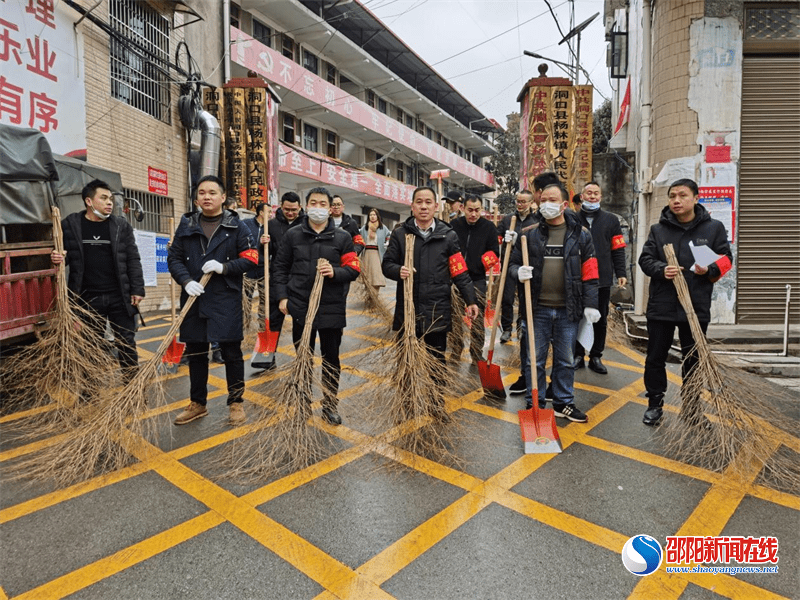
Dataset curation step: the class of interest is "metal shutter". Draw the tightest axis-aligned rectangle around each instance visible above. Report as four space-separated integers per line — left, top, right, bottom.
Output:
738 55 800 324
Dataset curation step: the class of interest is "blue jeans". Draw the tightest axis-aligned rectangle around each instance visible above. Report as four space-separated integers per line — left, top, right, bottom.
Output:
519 306 578 410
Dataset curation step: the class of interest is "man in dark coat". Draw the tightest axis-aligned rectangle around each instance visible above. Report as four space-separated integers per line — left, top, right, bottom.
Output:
509 184 600 422
51 179 144 382
573 181 628 374
331 194 365 301
450 194 500 363
382 186 479 420
168 176 258 426
638 178 732 426
273 187 360 425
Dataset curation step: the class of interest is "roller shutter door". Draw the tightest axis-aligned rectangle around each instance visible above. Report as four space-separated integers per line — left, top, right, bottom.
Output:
738 55 800 324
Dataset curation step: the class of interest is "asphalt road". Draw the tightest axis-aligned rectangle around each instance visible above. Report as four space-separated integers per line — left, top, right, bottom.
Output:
1 283 798 600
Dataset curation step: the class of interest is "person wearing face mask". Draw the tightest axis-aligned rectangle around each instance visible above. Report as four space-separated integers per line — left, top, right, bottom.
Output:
509 184 599 423
51 179 145 383
572 181 628 374
273 187 361 426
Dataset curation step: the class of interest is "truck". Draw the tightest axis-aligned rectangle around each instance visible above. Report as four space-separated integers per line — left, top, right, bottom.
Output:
0 124 124 349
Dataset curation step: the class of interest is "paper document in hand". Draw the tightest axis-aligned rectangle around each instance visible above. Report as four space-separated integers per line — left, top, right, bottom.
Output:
689 241 722 269
577 317 594 352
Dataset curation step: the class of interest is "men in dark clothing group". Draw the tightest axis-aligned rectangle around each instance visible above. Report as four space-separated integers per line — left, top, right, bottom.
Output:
168 176 258 426
638 178 732 426
51 179 145 383
573 182 628 374
450 194 500 363
273 187 361 425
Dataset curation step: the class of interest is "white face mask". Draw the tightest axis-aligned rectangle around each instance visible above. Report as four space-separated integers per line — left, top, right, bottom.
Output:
307 207 330 225
91 207 111 220
582 200 601 212
539 202 563 220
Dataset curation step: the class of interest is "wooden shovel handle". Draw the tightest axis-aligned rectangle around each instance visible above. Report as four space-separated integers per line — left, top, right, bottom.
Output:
521 235 538 394
168 217 177 322
261 205 270 312
487 215 517 354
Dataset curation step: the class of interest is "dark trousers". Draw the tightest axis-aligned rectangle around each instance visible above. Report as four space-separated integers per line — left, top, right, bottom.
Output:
576 286 611 359
644 319 709 405
185 341 244 405
292 323 343 408
80 292 138 380
500 274 518 332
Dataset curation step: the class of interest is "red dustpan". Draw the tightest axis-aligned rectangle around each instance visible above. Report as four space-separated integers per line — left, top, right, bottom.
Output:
517 235 562 454
162 217 185 371
252 207 280 368
478 215 516 401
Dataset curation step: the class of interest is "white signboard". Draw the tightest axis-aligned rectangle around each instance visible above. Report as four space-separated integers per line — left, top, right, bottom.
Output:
134 230 158 287
1 1 86 155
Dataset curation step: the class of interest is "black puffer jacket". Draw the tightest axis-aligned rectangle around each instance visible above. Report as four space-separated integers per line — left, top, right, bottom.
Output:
336 213 365 255
509 210 599 323
273 217 360 330
61 211 144 316
576 207 627 287
638 203 732 323
168 209 257 343
382 217 477 334
450 216 500 281
267 207 304 267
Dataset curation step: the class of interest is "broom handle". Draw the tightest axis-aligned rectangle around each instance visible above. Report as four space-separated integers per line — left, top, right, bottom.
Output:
403 233 415 339
261 206 270 317
521 235 538 395
51 206 68 301
487 215 517 358
152 272 212 359
300 259 326 348
663 244 708 348
485 206 500 301
168 217 177 323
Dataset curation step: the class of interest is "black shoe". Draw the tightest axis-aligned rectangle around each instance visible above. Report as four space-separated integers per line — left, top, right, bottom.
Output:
643 407 663 426
499 330 512 344
211 350 224 364
588 357 607 374
573 356 585 370
321 406 342 426
553 403 588 423
509 376 526 394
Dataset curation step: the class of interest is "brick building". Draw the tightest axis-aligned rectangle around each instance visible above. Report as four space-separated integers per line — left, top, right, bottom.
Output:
605 0 799 324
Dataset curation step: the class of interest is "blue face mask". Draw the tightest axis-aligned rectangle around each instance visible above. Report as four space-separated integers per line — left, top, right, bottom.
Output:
582 200 601 212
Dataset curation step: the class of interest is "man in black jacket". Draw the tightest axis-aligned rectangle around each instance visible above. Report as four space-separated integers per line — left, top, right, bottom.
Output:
509 184 600 422
638 179 732 426
273 187 360 426
168 176 258 426
382 187 479 421
51 179 144 382
331 195 365 254
573 181 628 374
450 194 500 363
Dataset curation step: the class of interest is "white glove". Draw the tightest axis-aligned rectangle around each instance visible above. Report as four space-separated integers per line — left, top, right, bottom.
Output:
184 281 205 297
504 230 518 244
518 266 533 281
584 307 601 324
202 259 224 274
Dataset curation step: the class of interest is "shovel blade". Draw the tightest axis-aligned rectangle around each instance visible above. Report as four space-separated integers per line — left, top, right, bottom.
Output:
254 320 280 354
162 337 185 366
518 397 562 454
478 359 505 400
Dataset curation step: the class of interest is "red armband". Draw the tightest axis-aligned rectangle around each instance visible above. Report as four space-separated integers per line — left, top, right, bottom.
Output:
581 257 599 281
341 251 361 272
611 234 626 250
239 249 259 264
481 250 499 272
353 234 365 247
710 255 732 281
449 252 468 277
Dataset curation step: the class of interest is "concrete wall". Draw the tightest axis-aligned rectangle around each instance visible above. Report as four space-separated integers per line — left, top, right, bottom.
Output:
593 151 637 282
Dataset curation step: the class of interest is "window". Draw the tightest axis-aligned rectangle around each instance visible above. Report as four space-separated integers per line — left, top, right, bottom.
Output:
303 49 318 75
282 34 295 60
283 113 295 144
304 123 318 152
458 146 464 158
435 132 442 145
396 108 405 124
326 63 337 85
326 131 337 158
123 189 173 234
109 0 171 123
367 90 376 108
425 126 433 140
418 170 427 187
378 98 387 114
253 19 272 47
375 153 385 175
230 3 240 28
417 119 425 134
396 162 404 182
405 113 414 130
406 164 415 185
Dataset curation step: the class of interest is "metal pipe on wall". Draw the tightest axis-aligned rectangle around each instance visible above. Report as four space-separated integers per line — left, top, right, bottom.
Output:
223 0 230 82
634 0 652 315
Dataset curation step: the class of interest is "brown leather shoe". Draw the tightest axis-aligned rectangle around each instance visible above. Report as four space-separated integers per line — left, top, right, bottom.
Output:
174 401 208 425
229 402 246 425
